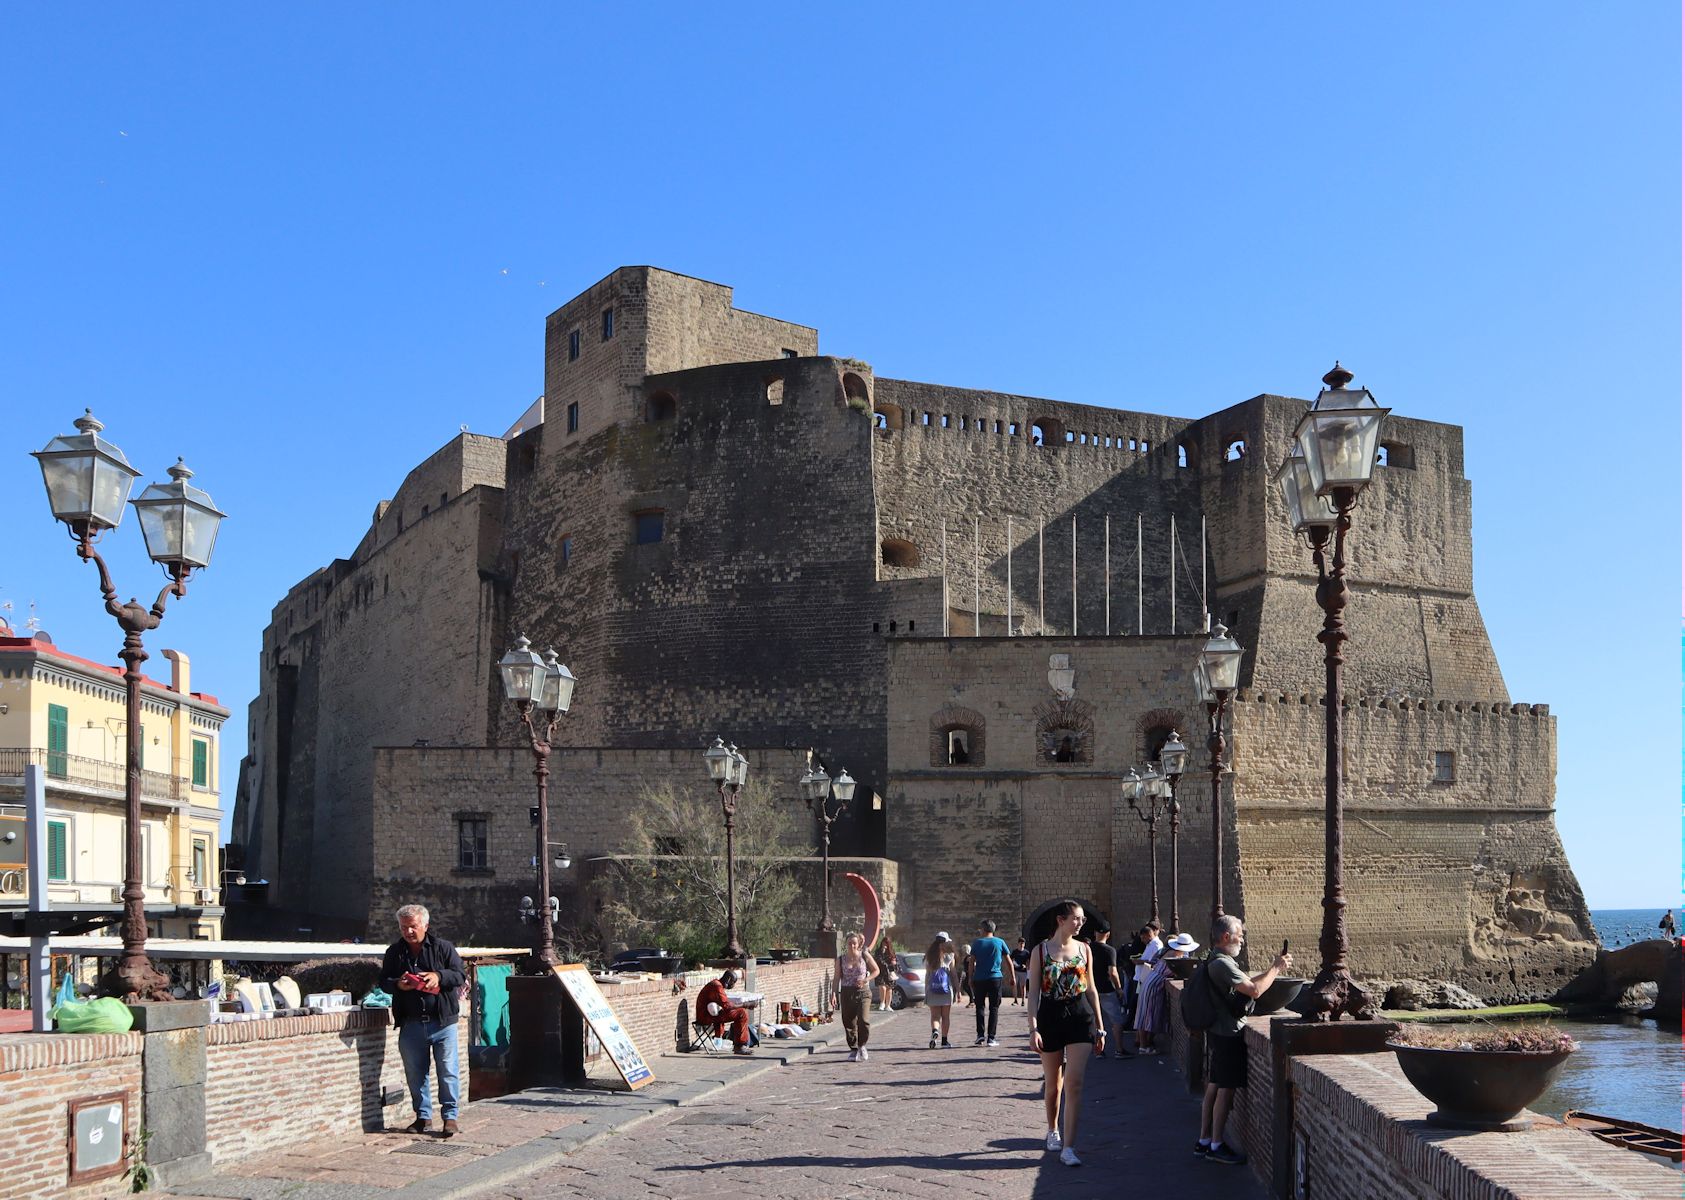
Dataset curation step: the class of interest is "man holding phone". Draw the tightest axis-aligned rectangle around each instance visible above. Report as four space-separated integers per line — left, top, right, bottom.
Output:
1197 914 1291 1166
381 904 467 1137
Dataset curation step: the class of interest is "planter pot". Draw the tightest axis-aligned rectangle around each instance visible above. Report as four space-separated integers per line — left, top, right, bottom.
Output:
1164 957 1199 981
1249 977 1305 1016
1386 1042 1574 1132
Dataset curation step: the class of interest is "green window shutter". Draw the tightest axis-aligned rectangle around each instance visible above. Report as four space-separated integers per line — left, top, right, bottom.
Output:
47 821 67 882
192 739 208 788
47 705 68 777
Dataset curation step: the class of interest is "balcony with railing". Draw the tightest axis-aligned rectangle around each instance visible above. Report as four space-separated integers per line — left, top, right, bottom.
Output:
0 747 181 803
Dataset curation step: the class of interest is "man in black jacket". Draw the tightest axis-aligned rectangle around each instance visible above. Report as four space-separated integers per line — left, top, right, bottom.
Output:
380 904 467 1136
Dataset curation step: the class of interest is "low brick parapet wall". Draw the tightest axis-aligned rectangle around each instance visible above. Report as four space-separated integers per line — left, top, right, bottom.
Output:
598 957 836 1064
205 1008 469 1161
0 1032 145 1200
1291 1051 1679 1200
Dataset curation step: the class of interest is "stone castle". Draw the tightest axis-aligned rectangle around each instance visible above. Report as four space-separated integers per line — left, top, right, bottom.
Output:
231 266 1597 1001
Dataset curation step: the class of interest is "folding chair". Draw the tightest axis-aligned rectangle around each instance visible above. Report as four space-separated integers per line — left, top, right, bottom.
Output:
689 1020 727 1053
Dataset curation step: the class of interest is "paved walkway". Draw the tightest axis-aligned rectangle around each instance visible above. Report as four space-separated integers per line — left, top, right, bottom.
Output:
168 1009 1267 1200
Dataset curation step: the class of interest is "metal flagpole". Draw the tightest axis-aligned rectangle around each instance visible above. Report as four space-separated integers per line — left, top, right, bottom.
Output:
1137 513 1143 635
1070 516 1077 636
1170 514 1177 635
1104 514 1111 636
973 514 980 637
1038 517 1045 635
1007 515 1014 635
942 523 949 637
1202 514 1209 631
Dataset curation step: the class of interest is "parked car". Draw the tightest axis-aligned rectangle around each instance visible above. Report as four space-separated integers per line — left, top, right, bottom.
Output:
889 952 926 1009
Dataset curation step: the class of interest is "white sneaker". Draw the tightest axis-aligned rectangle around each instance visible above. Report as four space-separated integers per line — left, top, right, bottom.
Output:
847 1049 858 1062
1046 1129 1063 1152
986 1039 1000 1047
858 1047 869 1062
1060 1147 1082 1167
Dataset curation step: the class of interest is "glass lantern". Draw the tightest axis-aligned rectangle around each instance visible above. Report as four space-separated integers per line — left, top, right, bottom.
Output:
32 411 141 533
1293 363 1391 496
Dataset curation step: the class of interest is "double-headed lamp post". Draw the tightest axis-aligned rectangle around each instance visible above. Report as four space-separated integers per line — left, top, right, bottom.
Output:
1158 731 1188 935
1122 765 1166 926
33 411 227 1001
1272 361 1389 1022
703 738 750 961
1195 624 1245 923
798 765 857 943
497 636 578 971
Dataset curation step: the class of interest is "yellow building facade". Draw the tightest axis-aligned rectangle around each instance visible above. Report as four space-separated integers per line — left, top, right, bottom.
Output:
0 630 229 939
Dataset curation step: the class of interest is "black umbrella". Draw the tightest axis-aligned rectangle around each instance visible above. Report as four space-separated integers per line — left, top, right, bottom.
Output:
1022 897 1108 946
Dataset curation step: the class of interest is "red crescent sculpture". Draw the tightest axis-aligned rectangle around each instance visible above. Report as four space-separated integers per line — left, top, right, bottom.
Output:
844 871 882 950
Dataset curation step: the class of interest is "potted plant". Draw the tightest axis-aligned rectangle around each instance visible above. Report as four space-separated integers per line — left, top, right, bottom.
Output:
1386 1023 1578 1132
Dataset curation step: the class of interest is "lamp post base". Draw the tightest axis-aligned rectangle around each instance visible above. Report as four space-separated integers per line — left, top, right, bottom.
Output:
100 957 174 1003
1299 965 1377 1022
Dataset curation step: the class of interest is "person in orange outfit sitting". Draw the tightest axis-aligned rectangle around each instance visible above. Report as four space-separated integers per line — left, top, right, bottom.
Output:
695 969 753 1054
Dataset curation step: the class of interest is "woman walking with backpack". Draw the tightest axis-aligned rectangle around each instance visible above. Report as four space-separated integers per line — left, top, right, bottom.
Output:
1027 900 1107 1166
924 933 957 1048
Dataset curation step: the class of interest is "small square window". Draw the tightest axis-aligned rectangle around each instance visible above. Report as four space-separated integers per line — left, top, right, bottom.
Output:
601 308 614 340
1433 751 1456 783
457 816 489 870
568 329 581 361
634 510 664 545
566 402 579 433
560 535 573 567
947 730 971 765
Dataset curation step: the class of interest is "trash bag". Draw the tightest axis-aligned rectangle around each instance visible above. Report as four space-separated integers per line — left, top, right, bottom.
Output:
51 997 135 1034
55 971 78 1007
359 986 393 1008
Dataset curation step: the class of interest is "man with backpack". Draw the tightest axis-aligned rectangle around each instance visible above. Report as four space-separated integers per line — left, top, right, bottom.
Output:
1183 914 1291 1166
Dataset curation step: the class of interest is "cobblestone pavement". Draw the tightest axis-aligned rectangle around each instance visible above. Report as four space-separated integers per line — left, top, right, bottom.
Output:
493 1006 1267 1200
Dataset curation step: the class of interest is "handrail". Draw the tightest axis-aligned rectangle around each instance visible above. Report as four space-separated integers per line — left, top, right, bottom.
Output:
0 746 181 800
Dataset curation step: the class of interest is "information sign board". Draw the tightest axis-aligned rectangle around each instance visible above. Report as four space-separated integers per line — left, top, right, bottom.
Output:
553 964 654 1089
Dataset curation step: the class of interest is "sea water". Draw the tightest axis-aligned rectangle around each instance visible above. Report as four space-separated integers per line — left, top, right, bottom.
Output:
1529 908 1682 1135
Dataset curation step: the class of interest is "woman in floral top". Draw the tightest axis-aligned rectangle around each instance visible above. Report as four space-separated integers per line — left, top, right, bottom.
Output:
1026 900 1107 1167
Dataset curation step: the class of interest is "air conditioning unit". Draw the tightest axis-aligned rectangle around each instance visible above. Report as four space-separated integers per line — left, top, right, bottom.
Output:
196 888 219 905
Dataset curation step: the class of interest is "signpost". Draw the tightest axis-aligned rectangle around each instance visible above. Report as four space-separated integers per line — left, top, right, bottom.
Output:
552 964 653 1090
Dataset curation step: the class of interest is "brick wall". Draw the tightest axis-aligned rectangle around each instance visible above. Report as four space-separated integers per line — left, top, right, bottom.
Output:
595 957 836 1064
0 1032 143 1200
1289 1052 1679 1200
204 1009 469 1162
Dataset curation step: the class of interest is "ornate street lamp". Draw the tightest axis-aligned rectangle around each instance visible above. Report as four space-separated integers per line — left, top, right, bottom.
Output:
798 764 855 947
1159 731 1187 935
1274 361 1390 1022
498 637 577 970
704 738 749 960
32 412 226 1001
1197 624 1245 922
1123 764 1165 926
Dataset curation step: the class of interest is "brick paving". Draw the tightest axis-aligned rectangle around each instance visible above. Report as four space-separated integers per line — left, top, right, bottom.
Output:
163 1010 1266 1200
492 1009 1266 1200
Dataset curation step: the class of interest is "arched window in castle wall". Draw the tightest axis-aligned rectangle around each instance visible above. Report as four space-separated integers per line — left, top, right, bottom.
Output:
930 704 986 767
1136 708 1189 764
881 538 920 568
843 372 871 412
645 391 677 422
1034 697 1095 764
1030 416 1064 447
873 403 904 432
765 377 785 405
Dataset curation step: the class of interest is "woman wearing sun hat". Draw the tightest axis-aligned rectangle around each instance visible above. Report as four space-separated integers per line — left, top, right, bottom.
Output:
1135 931 1198 1053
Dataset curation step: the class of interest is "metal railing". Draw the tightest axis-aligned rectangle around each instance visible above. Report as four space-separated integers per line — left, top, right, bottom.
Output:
0 747 181 802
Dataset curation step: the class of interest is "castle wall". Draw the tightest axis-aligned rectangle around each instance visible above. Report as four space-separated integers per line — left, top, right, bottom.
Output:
871 377 1207 637
1229 690 1595 1002
500 355 890 851
235 435 507 928
368 744 817 947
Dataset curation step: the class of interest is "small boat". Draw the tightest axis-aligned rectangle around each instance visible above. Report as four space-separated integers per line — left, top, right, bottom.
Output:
1564 1110 1683 1163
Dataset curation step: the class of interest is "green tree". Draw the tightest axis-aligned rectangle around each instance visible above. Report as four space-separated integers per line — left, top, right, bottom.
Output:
601 779 805 963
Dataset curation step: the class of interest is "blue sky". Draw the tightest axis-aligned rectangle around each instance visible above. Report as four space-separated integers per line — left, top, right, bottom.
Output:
2 6 1678 909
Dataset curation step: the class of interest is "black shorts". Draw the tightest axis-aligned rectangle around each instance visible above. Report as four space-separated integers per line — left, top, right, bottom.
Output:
1035 997 1096 1052
1206 1031 1247 1089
